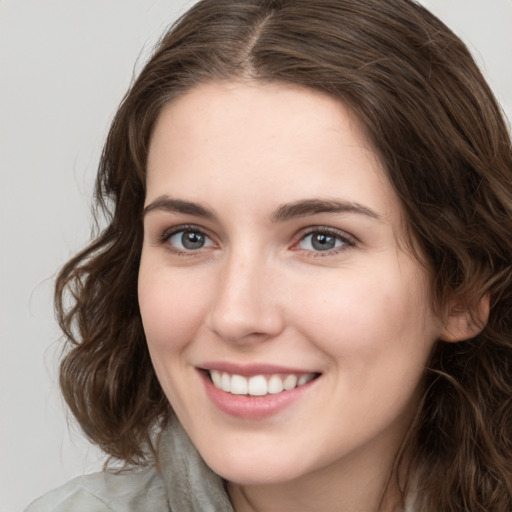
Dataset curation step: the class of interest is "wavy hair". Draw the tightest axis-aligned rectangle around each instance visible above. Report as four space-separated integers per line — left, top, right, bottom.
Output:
55 0 512 509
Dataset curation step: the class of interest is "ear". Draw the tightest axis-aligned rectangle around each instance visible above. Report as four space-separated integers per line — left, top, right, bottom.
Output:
439 293 490 342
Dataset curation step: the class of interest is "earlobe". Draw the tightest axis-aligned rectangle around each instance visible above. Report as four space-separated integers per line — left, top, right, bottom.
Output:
439 294 490 343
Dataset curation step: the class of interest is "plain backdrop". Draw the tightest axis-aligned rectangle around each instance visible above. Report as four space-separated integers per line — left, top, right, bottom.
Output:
1 1 511 511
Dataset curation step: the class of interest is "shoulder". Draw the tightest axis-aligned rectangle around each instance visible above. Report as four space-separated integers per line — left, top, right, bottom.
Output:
24 465 169 512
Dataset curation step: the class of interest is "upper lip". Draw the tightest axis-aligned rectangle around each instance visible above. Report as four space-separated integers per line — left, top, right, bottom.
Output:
198 361 319 376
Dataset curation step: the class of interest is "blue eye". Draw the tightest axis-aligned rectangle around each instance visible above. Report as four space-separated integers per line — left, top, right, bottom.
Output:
166 228 214 251
298 230 352 252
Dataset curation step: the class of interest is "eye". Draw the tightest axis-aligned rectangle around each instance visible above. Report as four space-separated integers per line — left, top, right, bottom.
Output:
296 228 354 254
163 227 215 252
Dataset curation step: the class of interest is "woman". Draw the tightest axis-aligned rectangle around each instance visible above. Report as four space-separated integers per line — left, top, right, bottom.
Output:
26 0 512 510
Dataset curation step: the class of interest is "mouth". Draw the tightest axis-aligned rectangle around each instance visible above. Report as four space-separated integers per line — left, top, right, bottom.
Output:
207 370 320 397
199 364 322 419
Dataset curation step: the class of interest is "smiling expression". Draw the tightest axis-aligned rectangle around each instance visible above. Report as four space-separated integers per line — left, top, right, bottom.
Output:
138 81 444 490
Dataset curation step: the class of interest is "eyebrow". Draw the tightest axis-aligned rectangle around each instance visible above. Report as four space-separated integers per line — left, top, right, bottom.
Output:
270 198 382 223
143 196 217 220
143 195 381 223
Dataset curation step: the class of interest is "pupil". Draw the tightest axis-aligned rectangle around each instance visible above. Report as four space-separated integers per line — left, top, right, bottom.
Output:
312 233 335 251
182 231 204 249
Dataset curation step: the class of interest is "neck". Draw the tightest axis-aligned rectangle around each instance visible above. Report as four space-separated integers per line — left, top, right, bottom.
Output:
227 446 407 512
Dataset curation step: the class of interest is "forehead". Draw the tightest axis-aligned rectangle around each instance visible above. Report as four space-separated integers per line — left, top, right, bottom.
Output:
146 80 399 225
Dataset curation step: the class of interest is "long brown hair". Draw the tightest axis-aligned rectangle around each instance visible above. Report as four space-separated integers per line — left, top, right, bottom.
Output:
55 0 512 509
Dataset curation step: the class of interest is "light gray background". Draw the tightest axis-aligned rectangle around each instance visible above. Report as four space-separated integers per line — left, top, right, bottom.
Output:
1 1 511 511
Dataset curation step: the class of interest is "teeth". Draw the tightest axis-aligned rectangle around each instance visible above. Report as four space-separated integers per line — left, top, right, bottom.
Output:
283 374 297 390
268 375 284 394
221 372 231 392
297 374 315 386
211 370 222 388
231 374 248 395
248 375 267 396
209 370 316 396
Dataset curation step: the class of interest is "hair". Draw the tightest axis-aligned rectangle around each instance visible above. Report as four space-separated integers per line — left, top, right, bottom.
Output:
55 0 512 509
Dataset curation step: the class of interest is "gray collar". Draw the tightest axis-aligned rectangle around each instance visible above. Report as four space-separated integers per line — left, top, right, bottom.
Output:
158 415 234 512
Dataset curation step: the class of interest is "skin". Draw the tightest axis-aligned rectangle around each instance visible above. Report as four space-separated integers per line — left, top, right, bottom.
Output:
138 81 462 512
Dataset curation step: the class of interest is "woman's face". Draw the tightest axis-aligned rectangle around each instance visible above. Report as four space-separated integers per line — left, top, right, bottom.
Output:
139 81 443 487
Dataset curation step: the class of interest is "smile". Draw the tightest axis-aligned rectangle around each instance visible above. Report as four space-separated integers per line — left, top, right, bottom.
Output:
209 370 318 396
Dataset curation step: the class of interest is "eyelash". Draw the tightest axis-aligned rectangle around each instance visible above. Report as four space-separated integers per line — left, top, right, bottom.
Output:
159 224 215 256
158 225 356 257
293 227 356 257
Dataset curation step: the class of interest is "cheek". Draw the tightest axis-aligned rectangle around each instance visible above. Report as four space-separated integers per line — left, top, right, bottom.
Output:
137 264 214 416
138 264 210 355
292 266 437 433
289 263 436 365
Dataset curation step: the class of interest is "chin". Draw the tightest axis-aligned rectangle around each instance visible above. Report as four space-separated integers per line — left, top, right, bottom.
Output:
199 442 312 486
212 462 301 486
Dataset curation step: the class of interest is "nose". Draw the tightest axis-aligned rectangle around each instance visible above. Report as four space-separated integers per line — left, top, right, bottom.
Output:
206 252 285 345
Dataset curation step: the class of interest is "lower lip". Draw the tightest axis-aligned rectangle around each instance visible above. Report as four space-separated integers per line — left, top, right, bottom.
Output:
200 371 317 420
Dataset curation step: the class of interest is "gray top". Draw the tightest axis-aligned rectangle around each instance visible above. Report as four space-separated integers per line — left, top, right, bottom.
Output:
24 416 234 512
25 416 417 511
